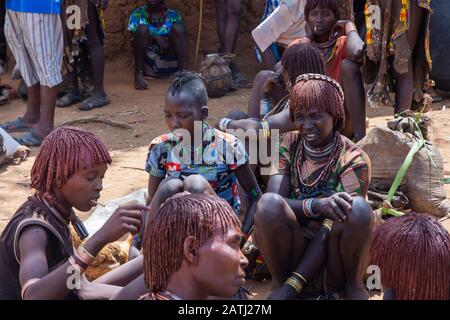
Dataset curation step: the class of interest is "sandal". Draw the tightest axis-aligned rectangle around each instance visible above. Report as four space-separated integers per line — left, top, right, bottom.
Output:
1 117 32 133
15 130 43 147
57 91 83 108
79 94 111 111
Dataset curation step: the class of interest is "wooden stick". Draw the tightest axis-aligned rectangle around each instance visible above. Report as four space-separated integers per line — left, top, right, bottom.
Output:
60 117 133 129
120 166 146 172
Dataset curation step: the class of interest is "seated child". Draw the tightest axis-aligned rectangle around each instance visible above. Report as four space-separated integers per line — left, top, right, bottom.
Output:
0 127 148 299
129 72 261 257
129 0 188 90
140 193 248 300
299 0 366 141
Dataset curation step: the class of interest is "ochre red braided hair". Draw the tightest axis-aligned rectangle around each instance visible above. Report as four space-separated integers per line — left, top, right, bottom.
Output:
30 126 112 204
143 193 241 291
370 212 450 300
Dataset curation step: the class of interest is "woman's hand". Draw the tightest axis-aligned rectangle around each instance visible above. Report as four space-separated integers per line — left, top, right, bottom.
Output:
93 204 148 246
332 20 353 38
312 193 353 222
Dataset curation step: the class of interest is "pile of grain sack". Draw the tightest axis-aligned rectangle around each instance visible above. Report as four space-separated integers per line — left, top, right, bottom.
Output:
358 114 450 218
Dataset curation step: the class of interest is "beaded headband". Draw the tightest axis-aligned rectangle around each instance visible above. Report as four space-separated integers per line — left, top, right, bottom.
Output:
295 73 344 102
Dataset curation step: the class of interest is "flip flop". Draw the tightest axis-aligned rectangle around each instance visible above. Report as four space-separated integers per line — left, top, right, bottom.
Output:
79 94 111 111
57 92 83 108
0 117 32 133
15 130 43 147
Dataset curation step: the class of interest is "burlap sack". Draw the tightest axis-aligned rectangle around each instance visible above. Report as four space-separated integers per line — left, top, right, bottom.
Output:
199 54 232 98
358 126 450 217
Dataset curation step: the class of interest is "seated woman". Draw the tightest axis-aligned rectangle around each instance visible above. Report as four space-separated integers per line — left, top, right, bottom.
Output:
138 193 248 300
128 0 188 90
299 0 366 141
0 127 148 299
128 72 261 257
254 74 373 300
217 43 325 185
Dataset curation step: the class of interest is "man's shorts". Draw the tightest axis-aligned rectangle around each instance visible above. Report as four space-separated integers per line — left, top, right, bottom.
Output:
5 10 63 87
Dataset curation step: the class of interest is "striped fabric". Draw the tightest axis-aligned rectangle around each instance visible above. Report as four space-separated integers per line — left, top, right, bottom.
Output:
261 0 281 21
4 10 63 87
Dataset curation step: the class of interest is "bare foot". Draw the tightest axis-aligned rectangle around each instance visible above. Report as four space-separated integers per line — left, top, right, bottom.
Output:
135 72 149 90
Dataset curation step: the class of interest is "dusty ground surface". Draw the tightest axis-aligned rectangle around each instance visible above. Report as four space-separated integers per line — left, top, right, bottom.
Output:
1 57 449 300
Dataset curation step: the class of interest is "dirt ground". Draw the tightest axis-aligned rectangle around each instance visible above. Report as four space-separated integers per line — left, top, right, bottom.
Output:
1 57 449 300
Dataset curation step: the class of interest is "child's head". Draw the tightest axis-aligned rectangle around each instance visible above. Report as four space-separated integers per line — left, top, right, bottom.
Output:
143 193 248 299
31 127 111 211
371 212 450 300
165 72 209 137
305 0 340 39
281 42 325 86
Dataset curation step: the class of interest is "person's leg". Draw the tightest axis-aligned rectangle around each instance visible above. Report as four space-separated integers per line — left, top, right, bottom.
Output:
215 0 227 52
224 0 250 88
340 59 366 141
2 10 40 130
254 193 306 287
260 47 278 71
182 174 216 195
33 85 58 138
17 12 63 142
222 0 241 54
0 0 7 73
22 84 41 125
326 197 373 300
80 2 109 110
392 0 425 113
132 25 149 90
168 23 189 71
56 67 82 108
147 177 184 225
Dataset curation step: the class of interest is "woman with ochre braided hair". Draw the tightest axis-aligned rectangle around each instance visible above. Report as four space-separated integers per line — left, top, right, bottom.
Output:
112 193 248 300
254 74 374 300
140 194 248 300
0 127 148 299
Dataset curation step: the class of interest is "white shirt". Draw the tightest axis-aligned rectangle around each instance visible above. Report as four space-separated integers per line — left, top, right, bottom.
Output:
252 0 307 52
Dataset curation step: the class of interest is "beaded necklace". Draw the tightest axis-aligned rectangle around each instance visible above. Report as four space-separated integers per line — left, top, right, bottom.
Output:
294 131 342 190
303 139 334 159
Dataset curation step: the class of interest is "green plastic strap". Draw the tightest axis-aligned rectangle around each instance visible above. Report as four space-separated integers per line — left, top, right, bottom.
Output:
443 177 450 185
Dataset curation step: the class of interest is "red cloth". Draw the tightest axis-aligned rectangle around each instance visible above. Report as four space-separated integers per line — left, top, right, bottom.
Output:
324 36 347 81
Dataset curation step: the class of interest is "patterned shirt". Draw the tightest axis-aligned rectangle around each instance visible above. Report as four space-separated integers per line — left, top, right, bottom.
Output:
128 5 181 37
276 132 370 199
6 0 61 14
145 124 248 213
